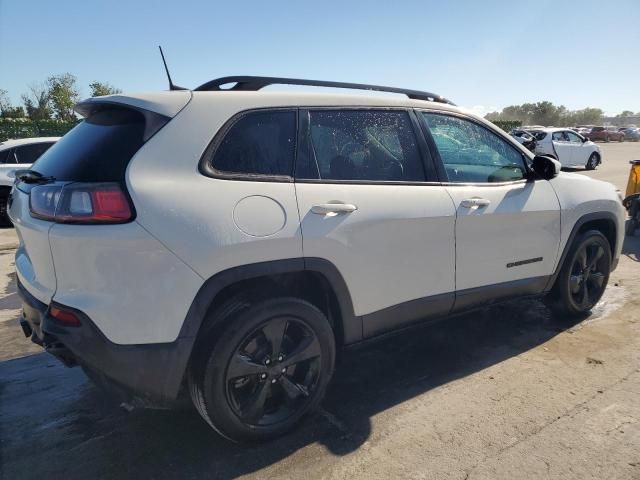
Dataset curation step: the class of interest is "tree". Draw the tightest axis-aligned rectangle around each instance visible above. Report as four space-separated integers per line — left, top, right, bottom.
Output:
485 102 604 126
89 81 121 97
617 110 634 117
47 73 80 121
0 89 25 118
21 82 51 121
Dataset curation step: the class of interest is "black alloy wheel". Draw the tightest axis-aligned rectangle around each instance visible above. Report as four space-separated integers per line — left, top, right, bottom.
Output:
224 316 322 427
189 297 335 442
548 230 611 316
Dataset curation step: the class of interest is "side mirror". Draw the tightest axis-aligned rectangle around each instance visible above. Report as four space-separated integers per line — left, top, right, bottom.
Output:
532 155 561 180
582 136 589 143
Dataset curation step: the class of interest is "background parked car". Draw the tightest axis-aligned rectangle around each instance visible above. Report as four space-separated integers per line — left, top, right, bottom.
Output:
587 126 625 142
532 128 601 169
509 129 536 151
620 127 640 141
0 137 60 225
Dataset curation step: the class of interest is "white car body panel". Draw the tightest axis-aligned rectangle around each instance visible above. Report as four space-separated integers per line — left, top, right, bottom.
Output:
49 222 203 344
295 182 456 316
445 181 561 290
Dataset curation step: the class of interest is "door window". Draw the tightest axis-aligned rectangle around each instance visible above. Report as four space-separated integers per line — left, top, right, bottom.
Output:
14 143 54 164
210 110 296 177
301 110 425 182
552 131 569 142
566 131 583 143
422 113 526 183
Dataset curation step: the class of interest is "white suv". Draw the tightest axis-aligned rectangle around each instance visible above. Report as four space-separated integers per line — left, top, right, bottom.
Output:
10 77 625 442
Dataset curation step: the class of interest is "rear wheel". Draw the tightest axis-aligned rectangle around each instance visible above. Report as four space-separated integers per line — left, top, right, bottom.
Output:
188 297 335 442
605 136 610 142
548 230 611 317
620 135 625 142
585 152 599 170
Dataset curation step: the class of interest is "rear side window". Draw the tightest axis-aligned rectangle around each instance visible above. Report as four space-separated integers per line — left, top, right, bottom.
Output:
14 142 54 164
210 110 296 177
31 109 146 182
301 110 425 182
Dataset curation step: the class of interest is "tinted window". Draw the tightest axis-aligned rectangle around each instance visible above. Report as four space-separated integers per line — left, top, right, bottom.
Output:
0 148 14 164
14 142 54 164
591 127 605 132
32 108 146 182
302 110 425 182
422 113 526 183
211 110 296 177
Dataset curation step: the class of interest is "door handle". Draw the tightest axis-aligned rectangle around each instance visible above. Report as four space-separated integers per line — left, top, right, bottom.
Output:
311 203 358 215
460 197 491 208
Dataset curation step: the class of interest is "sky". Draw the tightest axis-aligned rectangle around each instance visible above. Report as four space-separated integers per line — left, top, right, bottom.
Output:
1 0 639 116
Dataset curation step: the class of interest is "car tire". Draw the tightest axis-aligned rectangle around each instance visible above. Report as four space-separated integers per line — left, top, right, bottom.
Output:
619 135 625 142
547 230 611 317
585 152 599 170
0 193 12 227
605 136 610 142
188 296 335 443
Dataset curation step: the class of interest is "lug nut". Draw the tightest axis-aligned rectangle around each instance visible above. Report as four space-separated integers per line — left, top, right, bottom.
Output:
281 367 286 373
278 355 283 361
271 378 277 384
260 373 267 379
265 359 271 365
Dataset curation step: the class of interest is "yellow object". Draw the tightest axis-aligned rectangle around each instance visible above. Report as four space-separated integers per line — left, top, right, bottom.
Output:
626 161 640 198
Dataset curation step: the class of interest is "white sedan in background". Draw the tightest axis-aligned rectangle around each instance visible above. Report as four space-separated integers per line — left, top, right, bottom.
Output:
531 128 601 170
0 137 60 225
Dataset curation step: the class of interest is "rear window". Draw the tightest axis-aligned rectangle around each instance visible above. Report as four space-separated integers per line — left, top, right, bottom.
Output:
14 142 54 164
31 108 146 182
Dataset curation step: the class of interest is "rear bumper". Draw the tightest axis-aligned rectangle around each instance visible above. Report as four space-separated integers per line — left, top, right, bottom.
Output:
17 279 192 408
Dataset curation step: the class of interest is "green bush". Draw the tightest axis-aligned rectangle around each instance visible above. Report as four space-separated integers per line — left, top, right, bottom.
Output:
0 118 80 142
488 120 522 132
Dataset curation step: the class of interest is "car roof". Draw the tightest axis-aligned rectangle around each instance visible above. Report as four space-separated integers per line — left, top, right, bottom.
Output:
0 137 61 150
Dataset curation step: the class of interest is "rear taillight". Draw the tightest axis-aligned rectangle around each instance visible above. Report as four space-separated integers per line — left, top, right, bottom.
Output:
49 305 81 327
30 183 133 224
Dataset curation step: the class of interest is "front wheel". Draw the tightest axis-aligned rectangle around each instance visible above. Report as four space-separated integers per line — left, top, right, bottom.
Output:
188 297 335 443
585 153 599 170
547 230 611 317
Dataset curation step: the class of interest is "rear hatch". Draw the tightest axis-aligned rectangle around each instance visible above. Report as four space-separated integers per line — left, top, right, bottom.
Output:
9 91 190 305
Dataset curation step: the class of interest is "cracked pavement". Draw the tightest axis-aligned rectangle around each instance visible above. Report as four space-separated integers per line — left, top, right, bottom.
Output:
1 143 639 479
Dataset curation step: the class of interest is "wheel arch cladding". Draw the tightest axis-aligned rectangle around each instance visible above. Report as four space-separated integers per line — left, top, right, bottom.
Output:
545 211 618 291
178 257 359 374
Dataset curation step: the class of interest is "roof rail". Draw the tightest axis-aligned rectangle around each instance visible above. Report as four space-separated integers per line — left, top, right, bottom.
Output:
194 76 455 105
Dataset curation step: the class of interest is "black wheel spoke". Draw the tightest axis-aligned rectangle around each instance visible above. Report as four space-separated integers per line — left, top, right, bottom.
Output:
240 381 271 422
281 335 321 368
262 318 288 358
589 272 605 289
279 375 309 400
577 248 588 270
587 245 604 269
227 352 267 379
579 283 590 308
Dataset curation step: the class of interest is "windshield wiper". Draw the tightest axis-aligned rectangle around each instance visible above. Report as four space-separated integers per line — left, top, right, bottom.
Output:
15 169 56 184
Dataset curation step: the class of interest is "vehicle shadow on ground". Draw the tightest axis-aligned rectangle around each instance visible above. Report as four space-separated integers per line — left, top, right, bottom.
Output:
0 294 588 480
